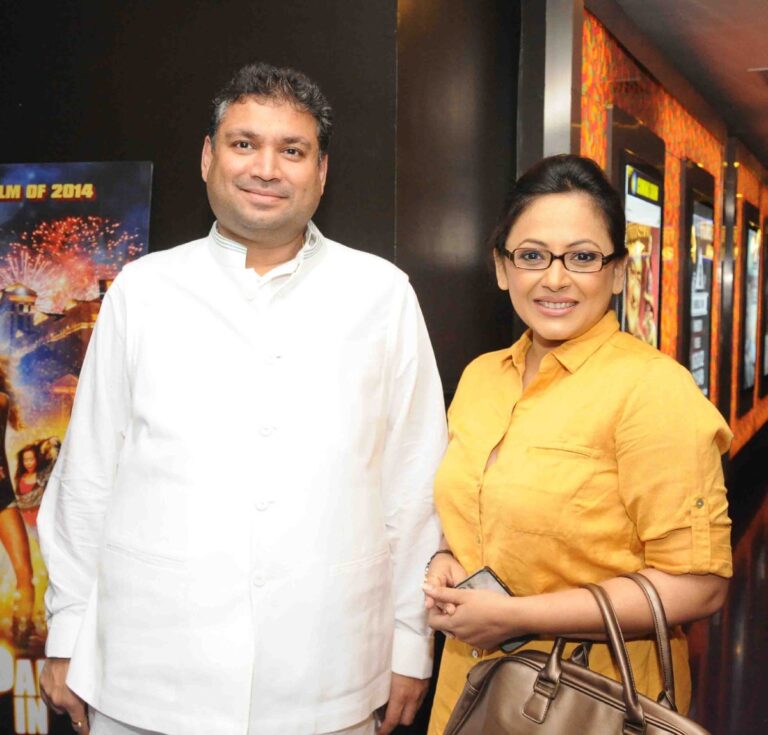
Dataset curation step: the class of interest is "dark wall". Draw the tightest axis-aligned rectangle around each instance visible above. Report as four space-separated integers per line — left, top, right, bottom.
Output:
397 0 520 396
0 0 397 257
1 0 520 397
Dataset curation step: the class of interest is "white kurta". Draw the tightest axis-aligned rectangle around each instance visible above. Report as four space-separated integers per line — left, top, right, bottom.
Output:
38 222 447 735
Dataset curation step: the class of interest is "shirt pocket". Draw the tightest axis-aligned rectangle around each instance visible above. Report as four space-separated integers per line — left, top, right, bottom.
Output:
492 443 600 538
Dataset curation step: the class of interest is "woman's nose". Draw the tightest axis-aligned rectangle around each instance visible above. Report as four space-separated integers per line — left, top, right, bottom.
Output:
540 258 571 290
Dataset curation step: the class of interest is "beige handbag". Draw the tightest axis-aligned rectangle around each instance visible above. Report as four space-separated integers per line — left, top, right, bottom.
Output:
444 573 709 734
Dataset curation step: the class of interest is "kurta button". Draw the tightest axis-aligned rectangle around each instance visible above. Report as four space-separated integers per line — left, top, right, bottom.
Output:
471 648 479 658
255 501 269 511
259 426 275 437
252 574 266 587
695 498 704 509
475 535 481 544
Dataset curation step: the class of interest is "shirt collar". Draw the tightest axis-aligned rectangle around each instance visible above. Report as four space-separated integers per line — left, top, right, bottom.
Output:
506 311 620 374
207 220 324 271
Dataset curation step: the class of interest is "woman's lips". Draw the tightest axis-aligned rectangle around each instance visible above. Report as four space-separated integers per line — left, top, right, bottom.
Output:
534 299 577 315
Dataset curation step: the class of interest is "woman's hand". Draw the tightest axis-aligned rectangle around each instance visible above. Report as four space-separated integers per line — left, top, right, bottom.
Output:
426 570 730 650
423 583 522 649
423 552 467 611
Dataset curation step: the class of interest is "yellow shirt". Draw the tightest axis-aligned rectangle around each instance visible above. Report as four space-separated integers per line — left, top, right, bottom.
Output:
428 311 732 734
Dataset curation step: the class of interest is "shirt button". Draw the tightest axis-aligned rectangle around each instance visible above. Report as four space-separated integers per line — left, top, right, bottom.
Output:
259 425 275 437
695 498 705 509
475 535 481 544
252 574 266 587
255 500 269 511
471 648 479 658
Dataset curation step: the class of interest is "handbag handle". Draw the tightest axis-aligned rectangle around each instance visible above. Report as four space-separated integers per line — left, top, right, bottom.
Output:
621 573 677 711
583 583 646 732
526 585 647 732
570 575 677 711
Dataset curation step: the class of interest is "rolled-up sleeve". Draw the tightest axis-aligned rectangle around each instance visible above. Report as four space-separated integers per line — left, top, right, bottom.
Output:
38 274 132 656
616 357 732 577
380 281 447 679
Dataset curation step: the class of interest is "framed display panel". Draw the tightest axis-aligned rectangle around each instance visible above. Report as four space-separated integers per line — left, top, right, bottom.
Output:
760 218 768 398
607 107 665 348
737 200 761 416
678 162 715 396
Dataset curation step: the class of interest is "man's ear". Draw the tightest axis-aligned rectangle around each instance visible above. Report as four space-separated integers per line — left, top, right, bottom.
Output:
201 136 214 182
318 153 328 194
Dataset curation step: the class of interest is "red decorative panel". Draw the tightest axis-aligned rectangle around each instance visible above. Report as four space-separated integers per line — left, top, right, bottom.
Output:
581 14 608 168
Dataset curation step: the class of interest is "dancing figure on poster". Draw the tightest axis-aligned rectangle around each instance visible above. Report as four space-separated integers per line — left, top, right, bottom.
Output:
0 358 35 648
15 441 54 526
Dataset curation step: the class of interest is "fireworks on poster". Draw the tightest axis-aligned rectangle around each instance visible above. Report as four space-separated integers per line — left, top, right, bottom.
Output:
0 162 151 733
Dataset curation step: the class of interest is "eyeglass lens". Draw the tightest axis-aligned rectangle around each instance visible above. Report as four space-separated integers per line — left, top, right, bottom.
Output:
511 248 607 272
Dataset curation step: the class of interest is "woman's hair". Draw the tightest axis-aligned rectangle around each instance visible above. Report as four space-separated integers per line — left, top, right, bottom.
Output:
15 444 40 484
0 357 21 431
489 154 627 258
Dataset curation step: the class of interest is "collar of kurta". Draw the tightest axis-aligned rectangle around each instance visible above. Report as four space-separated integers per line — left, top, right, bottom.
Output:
207 220 324 271
505 310 621 374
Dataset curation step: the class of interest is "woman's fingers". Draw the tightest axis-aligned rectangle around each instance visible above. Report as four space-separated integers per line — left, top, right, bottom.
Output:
423 582 465 606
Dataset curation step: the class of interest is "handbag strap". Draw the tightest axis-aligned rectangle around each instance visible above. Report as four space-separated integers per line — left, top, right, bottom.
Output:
583 583 646 732
622 572 677 711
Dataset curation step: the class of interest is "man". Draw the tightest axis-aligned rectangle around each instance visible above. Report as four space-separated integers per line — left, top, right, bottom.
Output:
38 62 447 735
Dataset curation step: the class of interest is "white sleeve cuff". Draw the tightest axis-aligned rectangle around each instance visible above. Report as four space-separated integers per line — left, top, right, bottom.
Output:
44 609 84 658
392 627 434 679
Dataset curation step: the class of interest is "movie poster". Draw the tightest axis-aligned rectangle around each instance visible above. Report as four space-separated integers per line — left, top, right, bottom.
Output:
689 202 715 395
763 234 768 388
743 222 761 390
0 161 151 733
622 165 662 347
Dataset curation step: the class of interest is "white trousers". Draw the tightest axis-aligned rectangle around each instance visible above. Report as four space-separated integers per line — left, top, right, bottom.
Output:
89 709 376 735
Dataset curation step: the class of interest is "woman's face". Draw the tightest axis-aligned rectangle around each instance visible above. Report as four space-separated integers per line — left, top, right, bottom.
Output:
494 192 626 353
22 450 37 472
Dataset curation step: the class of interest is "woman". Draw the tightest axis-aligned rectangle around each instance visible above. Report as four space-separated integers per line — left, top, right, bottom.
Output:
424 155 731 733
0 358 36 645
15 443 45 526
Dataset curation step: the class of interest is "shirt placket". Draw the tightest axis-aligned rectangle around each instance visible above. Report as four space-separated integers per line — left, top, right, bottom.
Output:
472 361 522 660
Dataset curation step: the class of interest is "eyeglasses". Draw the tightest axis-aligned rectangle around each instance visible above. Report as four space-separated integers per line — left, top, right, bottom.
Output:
501 247 620 273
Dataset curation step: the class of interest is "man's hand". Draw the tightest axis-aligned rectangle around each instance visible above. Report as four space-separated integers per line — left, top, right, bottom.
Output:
40 658 89 733
376 672 429 735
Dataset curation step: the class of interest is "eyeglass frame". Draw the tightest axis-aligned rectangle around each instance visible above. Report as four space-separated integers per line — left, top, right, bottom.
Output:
499 247 621 273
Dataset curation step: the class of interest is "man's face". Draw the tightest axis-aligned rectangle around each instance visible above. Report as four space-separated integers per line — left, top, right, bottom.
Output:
201 97 328 248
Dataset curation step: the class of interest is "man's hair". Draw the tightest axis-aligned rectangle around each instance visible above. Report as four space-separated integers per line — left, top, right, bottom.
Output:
208 62 333 155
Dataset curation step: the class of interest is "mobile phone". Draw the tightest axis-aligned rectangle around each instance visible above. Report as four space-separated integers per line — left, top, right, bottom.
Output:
455 567 534 654
455 566 512 595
